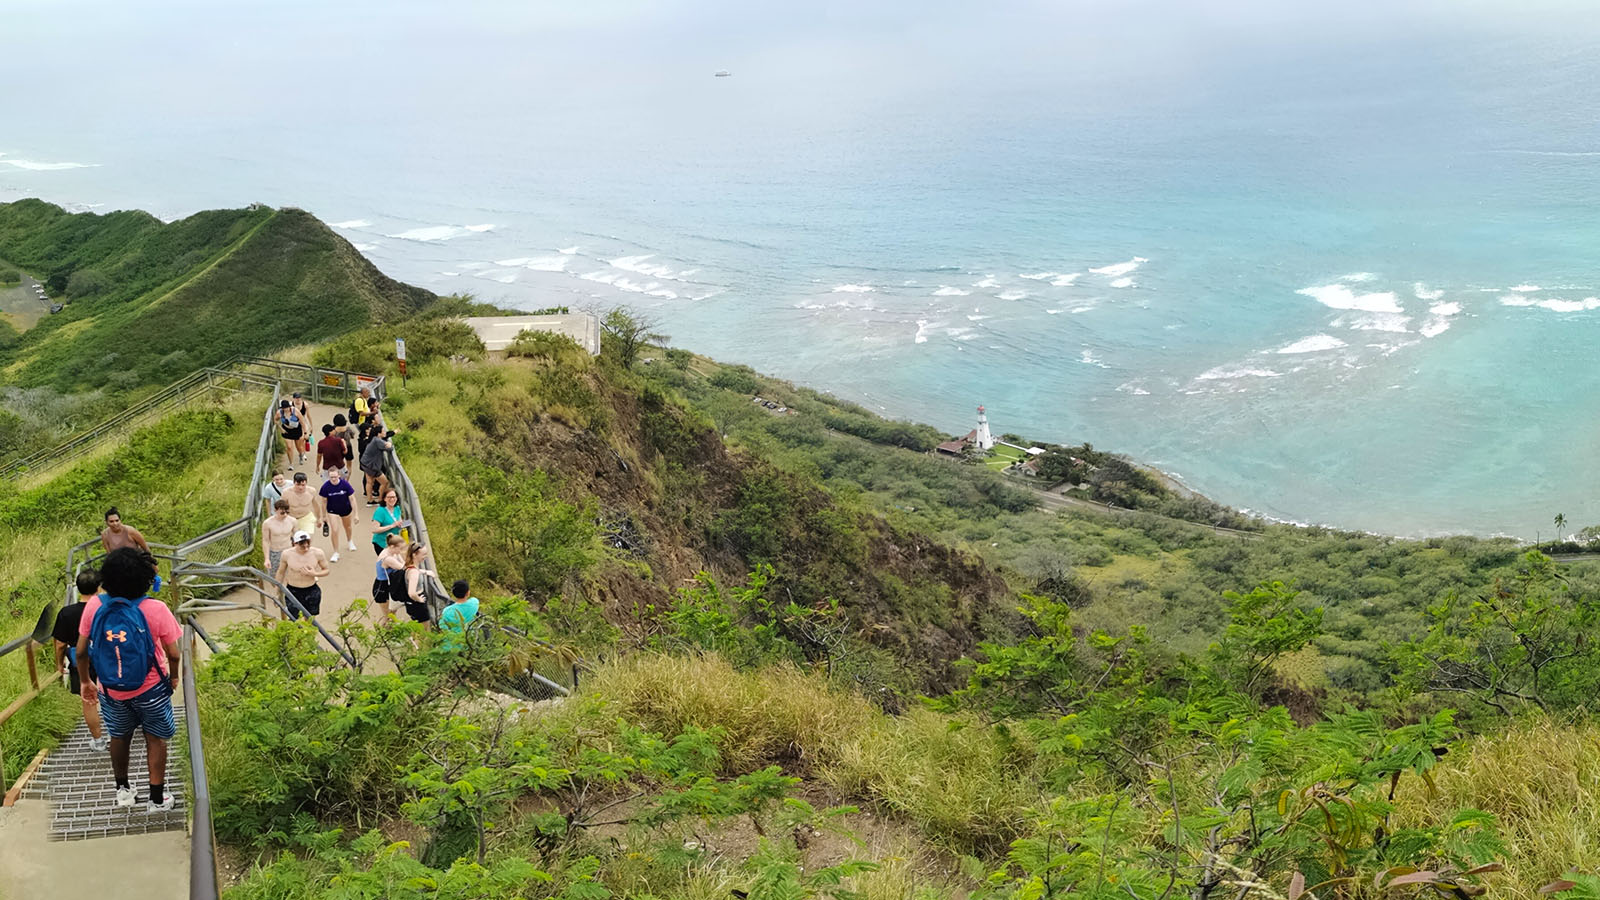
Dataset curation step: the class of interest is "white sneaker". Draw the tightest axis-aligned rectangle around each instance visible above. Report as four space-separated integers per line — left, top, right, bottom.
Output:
89 736 109 752
347 541 357 551
330 552 341 563
147 793 175 813
114 786 136 809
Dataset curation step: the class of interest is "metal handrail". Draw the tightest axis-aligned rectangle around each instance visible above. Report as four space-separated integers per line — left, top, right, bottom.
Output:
179 625 219 900
1 358 382 484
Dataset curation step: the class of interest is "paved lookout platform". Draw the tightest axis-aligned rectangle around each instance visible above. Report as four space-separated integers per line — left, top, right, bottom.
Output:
462 314 600 355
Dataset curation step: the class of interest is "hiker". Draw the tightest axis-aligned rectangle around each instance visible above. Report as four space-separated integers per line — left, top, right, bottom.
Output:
360 428 394 505
53 569 108 752
261 470 287 508
352 385 372 423
100 507 151 555
318 466 358 562
260 499 295 584
290 391 313 437
370 488 407 554
365 399 385 432
372 533 406 621
316 423 349 476
439 579 480 640
284 471 318 536
274 530 329 620
333 414 359 472
278 399 307 469
77 547 181 812
402 543 436 624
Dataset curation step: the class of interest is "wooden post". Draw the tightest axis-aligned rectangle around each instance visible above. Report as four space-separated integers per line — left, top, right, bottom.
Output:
24 640 37 690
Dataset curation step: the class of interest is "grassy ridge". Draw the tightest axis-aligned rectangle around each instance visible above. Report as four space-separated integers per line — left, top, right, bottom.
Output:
0 200 434 391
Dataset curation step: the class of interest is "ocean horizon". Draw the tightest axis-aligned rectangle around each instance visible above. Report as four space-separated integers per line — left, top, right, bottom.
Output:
6 0 1600 539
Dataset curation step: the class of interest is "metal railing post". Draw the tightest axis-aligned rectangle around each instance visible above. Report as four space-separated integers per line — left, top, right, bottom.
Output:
181 625 219 900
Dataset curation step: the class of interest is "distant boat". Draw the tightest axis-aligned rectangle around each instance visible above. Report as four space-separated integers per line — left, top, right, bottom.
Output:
714 70 731 77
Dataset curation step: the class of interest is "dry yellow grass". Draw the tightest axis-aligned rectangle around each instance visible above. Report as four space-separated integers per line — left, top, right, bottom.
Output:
1393 715 1600 896
566 653 1050 854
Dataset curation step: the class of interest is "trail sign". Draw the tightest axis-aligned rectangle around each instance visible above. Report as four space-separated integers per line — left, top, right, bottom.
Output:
396 338 408 385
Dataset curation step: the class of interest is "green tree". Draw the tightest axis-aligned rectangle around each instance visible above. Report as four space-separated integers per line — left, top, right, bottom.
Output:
600 306 665 368
1555 512 1568 542
65 267 110 297
1394 551 1600 714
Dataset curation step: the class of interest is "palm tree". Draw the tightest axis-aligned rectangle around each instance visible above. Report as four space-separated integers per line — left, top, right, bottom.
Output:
1555 512 1568 543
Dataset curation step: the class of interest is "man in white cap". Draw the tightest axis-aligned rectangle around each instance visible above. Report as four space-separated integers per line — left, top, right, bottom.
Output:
274 530 329 620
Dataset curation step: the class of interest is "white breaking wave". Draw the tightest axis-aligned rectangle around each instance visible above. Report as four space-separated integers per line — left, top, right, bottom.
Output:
1198 365 1282 380
1413 282 1444 301
1297 283 1404 313
1419 319 1452 338
1090 257 1147 278
1019 272 1058 281
1276 334 1346 354
581 271 619 285
495 258 532 267
524 256 569 272
967 314 990 321
1109 277 1135 288
610 254 698 281
1080 349 1110 368
351 242 378 252
331 219 372 229
1509 284 1540 292
832 283 875 293
0 153 96 170
973 276 1001 288
997 290 1028 301
1117 383 1152 395
1335 311 1412 332
1050 273 1082 286
932 286 970 296
1340 272 1377 283
387 224 493 241
558 246 579 254
1429 301 1462 316
440 271 459 276
914 320 935 344
646 289 678 299
1502 294 1600 312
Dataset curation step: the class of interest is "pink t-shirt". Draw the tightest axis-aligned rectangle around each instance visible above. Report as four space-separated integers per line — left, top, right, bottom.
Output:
78 596 180 700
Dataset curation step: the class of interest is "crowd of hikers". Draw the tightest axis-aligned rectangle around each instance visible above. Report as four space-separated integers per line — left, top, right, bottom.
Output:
53 385 481 814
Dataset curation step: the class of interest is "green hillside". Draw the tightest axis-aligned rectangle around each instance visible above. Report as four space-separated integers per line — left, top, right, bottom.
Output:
0 199 433 390
6 207 1600 899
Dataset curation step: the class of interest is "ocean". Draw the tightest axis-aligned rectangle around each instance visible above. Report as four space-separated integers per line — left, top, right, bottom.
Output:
5 0 1600 537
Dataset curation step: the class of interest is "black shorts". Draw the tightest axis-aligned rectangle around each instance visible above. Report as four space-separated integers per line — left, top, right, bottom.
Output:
67 656 95 696
404 600 431 623
282 428 303 441
286 583 322 619
372 578 391 604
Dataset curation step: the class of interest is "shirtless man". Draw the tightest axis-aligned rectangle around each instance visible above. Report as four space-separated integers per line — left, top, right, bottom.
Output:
283 472 319 536
101 508 151 555
260 500 296 588
274 531 329 621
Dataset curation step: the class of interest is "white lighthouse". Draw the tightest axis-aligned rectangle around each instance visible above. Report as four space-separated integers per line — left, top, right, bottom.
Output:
974 405 995 451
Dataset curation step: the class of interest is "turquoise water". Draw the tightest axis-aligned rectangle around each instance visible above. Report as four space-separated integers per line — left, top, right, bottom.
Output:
5 2 1600 536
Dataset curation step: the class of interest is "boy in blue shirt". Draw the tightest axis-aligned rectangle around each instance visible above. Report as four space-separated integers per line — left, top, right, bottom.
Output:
439 579 480 643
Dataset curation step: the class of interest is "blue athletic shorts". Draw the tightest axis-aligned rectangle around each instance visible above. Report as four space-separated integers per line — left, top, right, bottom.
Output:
101 678 175 740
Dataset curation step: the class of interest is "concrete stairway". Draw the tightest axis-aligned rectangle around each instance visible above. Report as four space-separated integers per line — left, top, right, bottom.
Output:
20 713 187 840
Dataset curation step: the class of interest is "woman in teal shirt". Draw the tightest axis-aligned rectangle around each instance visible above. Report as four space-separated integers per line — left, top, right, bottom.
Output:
369 488 407 555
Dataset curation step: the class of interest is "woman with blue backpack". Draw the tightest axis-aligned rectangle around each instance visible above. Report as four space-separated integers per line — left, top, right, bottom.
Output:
76 547 182 813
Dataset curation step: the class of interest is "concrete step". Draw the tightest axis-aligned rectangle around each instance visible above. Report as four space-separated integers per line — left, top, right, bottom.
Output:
33 711 189 841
